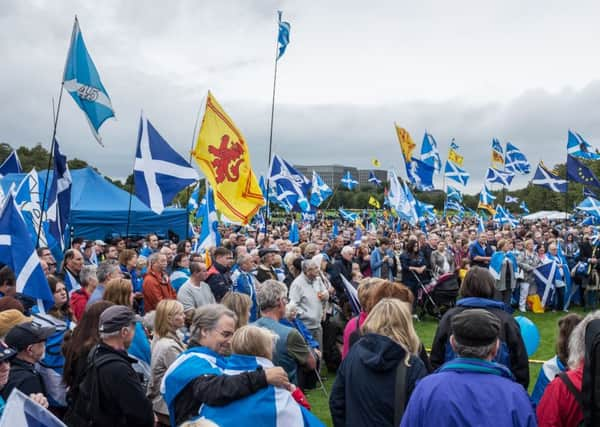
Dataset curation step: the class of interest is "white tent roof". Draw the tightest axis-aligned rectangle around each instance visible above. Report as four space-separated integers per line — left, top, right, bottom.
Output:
522 210 567 221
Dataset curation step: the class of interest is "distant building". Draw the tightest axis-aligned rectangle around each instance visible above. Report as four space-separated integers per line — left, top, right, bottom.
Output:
294 164 387 188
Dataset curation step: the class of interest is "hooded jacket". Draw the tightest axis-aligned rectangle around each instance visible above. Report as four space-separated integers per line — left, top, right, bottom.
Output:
329 333 427 427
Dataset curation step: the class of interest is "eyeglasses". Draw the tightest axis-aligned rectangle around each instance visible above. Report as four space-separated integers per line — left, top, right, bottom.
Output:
214 328 234 339
47 263 57 267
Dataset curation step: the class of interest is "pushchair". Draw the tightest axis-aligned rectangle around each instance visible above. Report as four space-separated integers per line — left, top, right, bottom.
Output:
412 271 460 319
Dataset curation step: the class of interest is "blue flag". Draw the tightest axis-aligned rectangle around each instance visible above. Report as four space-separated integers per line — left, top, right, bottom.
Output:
341 171 359 190
576 196 600 218
368 171 382 186
420 132 442 173
566 129 600 160
485 167 515 187
532 163 567 192
187 184 200 212
504 142 531 174
46 140 72 252
269 155 310 212
567 154 600 188
277 11 291 60
444 160 469 186
63 18 114 145
195 185 221 251
289 219 299 244
310 171 333 207
407 158 435 190
332 220 339 237
0 150 22 177
446 185 463 202
339 208 358 222
0 389 66 427
520 201 530 214
584 186 597 199
134 113 199 214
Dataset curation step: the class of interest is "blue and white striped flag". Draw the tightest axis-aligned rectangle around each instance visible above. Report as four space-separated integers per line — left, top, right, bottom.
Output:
446 185 463 202
63 17 114 145
277 11 291 60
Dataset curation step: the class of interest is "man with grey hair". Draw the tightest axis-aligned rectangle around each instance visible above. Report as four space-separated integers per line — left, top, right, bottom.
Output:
401 309 535 427
143 252 176 312
177 261 215 316
289 259 329 349
254 280 315 384
87 260 123 307
330 246 354 306
71 264 98 320
232 254 259 322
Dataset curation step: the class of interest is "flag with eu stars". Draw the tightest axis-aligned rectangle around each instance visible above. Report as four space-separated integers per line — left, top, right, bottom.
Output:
567 155 600 188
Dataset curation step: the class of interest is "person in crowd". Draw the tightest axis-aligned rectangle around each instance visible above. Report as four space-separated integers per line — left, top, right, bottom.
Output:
537 310 600 426
2 321 55 399
222 292 252 329
205 247 234 302
289 259 329 350
355 244 372 278
82 240 96 266
453 238 469 275
70 264 98 321
255 248 279 283
0 309 29 340
469 233 494 267
176 240 192 256
148 300 186 426
430 266 529 388
254 280 316 384
430 240 455 278
232 254 259 322
143 253 177 312
162 304 290 426
119 249 144 309
490 239 518 306
105 245 119 262
531 313 583 405
420 233 440 271
341 278 379 358
284 253 303 287
517 238 541 312
546 243 569 311
37 247 57 275
0 267 16 300
330 298 427 427
169 253 191 293
329 246 354 303
67 305 154 426
370 237 395 280
140 233 160 257
401 309 536 427
62 248 84 291
87 260 123 306
400 239 428 313
177 261 215 317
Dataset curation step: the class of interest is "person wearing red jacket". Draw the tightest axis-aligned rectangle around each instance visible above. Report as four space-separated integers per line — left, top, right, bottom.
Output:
70 265 98 321
142 253 176 312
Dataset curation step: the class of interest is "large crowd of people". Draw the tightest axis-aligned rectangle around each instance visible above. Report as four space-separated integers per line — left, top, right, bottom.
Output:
0 216 599 426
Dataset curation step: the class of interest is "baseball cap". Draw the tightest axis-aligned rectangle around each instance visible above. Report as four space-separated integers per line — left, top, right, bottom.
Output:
99 306 136 334
94 240 107 246
5 322 56 352
0 342 16 362
451 309 501 347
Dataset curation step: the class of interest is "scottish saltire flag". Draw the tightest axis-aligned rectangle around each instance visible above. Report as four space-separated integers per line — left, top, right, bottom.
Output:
444 160 469 186
341 273 361 316
489 251 518 280
388 170 413 223
494 205 518 228
444 199 464 213
46 140 72 251
477 215 486 234
478 185 496 214
400 182 419 225
276 11 291 60
0 194 53 308
269 155 310 211
187 184 200 212
310 171 332 207
0 150 22 177
567 154 600 188
420 132 442 173
520 201 530 214
0 389 66 427
485 167 515 187
505 195 519 204
450 139 459 150
504 142 531 174
272 183 299 213
341 171 359 190
446 185 463 202
532 163 567 192
407 158 435 190
567 130 600 160
14 169 48 247
491 138 505 168
63 18 114 145
196 185 221 251
289 219 299 244
584 186 597 199
368 171 382 186
576 197 600 218
134 113 199 214
533 262 558 307
339 208 358 222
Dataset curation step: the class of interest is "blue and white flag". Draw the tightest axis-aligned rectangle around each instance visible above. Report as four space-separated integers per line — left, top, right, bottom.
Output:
277 11 291 60
485 167 514 187
533 262 558 307
46 140 72 251
14 169 48 248
477 215 486 234
0 389 66 427
584 187 597 199
420 132 442 173
479 185 496 205
134 113 199 214
388 170 414 223
567 129 600 160
444 198 464 213
504 142 531 174
0 150 22 177
450 139 459 150
289 219 299 244
505 195 519 204
195 185 221 251
341 171 359 190
0 194 53 309
63 18 114 145
576 197 600 218
269 155 310 212
532 163 567 193
340 273 361 317
368 171 382 186
520 201 530 214
339 208 358 222
310 171 332 207
446 185 463 202
187 183 200 212
407 158 435 191
444 160 469 186
400 181 419 225
301 211 316 222
494 205 518 228
489 251 518 280
332 220 339 237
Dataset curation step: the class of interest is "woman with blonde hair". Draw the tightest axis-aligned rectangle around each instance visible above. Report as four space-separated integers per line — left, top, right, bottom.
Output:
103 278 134 307
330 298 427 427
221 292 252 329
148 299 186 426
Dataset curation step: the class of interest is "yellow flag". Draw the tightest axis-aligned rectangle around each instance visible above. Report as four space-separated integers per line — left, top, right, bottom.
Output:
491 150 504 168
192 92 265 225
394 124 416 162
448 149 464 166
478 202 496 215
368 196 381 209
372 159 381 167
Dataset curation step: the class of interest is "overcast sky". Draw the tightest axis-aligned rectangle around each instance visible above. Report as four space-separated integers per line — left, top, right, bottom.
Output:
2 0 600 194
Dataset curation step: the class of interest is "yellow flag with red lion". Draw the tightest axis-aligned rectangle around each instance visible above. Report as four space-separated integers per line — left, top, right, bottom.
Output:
192 92 265 224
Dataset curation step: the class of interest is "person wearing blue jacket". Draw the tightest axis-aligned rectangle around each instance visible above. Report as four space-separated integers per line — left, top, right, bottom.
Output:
401 309 536 427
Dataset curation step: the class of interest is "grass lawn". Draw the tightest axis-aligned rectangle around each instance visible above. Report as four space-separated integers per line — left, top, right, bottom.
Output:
305 307 588 427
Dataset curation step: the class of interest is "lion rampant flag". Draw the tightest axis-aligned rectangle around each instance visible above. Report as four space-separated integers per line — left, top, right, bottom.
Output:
192 92 265 224
368 196 381 209
448 149 464 166
394 124 416 162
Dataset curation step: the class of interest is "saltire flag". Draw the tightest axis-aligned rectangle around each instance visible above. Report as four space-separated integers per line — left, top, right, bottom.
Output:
445 199 464 213
505 195 519 204
478 185 496 214
288 219 299 245
368 171 382 186
444 160 469 186
494 205 518 228
187 183 200 212
567 129 600 160
531 162 567 193
491 138 504 168
273 183 299 213
63 17 114 145
341 171 359 190
372 159 381 167
0 150 22 177
339 208 358 222
0 389 66 427
14 169 48 248
276 11 291 60
195 184 221 251
504 142 531 174
269 155 310 212
407 158 435 191
533 262 558 308
400 181 419 225
584 187 597 199
310 171 332 207
192 92 265 224
134 112 199 214
0 194 53 309
446 185 463 202
576 197 600 218
395 124 417 162
340 273 361 316
450 139 459 150
477 215 486 234
368 196 381 209
566 155 600 188
520 201 530 214
420 132 442 173
485 167 515 187
46 139 72 251
489 251 518 280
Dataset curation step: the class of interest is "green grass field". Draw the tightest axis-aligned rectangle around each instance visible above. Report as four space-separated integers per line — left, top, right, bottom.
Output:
304 307 588 427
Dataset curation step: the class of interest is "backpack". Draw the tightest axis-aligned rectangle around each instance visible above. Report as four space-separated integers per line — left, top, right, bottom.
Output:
582 319 600 426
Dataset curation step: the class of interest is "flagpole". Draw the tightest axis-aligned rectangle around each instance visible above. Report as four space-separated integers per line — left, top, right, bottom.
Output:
184 95 206 240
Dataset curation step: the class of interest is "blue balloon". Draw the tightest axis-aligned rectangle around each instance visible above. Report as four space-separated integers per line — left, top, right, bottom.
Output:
515 316 540 357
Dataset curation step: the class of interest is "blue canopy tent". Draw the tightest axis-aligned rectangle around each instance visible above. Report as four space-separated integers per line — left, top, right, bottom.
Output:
1 167 188 240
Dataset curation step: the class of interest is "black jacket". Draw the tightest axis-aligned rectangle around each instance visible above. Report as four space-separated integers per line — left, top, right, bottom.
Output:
329 258 353 303
206 262 232 302
173 368 268 425
2 357 46 399
329 333 427 427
